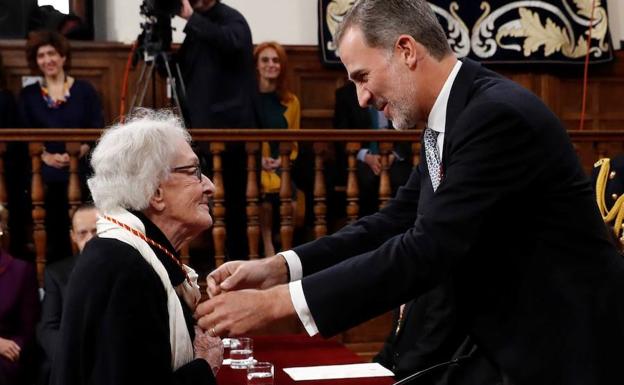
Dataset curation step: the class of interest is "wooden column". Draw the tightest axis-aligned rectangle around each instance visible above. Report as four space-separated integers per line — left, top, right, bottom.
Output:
378 142 393 210
345 142 361 224
210 142 226 267
30 142 46 286
412 142 421 167
245 142 260 259
278 142 294 250
313 142 328 239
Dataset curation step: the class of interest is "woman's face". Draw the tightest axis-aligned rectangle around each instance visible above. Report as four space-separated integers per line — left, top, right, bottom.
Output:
36 44 66 78
158 139 215 239
257 47 281 82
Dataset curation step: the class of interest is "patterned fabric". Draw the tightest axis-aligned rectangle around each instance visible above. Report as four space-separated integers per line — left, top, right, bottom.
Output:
39 79 71 109
424 127 441 191
318 0 613 66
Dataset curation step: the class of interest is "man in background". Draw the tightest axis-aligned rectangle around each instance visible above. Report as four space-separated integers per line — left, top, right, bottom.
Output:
177 0 258 260
334 81 412 216
37 204 97 384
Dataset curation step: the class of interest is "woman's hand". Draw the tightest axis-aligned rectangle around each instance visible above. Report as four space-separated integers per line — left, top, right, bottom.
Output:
0 337 21 362
42 151 70 169
261 157 281 171
193 327 223 375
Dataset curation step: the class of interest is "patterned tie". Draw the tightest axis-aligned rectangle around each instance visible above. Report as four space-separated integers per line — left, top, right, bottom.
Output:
424 126 441 191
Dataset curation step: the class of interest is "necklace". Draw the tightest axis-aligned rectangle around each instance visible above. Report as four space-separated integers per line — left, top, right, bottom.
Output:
40 76 70 109
103 215 190 284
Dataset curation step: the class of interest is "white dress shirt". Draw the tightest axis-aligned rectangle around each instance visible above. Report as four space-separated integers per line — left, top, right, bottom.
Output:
283 60 463 336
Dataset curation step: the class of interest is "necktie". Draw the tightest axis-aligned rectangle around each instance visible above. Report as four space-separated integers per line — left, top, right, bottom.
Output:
424 126 441 191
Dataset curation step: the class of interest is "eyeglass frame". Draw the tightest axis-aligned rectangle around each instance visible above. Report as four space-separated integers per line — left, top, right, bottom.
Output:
171 164 203 182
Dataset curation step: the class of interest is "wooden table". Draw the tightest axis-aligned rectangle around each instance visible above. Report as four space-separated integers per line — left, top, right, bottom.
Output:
217 334 396 385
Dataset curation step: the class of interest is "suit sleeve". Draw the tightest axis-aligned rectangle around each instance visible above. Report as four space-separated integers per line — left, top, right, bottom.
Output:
184 12 251 54
293 163 423 275
38 269 63 359
301 102 537 336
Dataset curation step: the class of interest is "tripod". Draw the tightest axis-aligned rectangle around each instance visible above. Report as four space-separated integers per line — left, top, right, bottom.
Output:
128 49 186 116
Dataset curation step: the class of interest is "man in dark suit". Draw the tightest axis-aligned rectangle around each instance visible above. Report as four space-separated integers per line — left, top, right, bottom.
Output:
177 0 258 259
37 204 97 384
196 1 624 384
334 82 413 216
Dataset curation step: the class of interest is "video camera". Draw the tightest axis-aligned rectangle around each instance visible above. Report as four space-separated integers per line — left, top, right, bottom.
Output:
137 0 181 58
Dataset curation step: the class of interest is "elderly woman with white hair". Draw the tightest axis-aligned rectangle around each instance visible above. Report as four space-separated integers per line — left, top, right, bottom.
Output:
52 110 222 385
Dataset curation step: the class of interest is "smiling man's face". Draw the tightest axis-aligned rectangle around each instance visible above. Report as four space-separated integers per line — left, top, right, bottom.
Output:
339 27 421 130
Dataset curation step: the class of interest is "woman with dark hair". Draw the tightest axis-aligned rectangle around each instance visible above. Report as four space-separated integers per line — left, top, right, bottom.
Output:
253 41 301 257
18 30 104 261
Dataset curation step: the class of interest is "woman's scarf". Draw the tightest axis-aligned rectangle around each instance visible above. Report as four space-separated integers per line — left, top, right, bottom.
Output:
97 208 200 370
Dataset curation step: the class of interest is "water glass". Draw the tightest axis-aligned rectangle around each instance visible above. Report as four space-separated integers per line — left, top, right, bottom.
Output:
230 337 253 369
247 361 274 385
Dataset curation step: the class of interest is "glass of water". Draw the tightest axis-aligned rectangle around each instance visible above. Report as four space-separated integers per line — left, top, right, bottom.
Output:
247 361 274 385
230 337 253 369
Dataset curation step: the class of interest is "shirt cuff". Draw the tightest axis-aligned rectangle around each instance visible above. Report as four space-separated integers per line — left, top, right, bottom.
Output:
357 148 370 162
280 250 302 281
288 280 319 336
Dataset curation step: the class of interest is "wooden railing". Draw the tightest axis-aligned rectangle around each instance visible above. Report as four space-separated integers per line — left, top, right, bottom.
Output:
1 128 622 285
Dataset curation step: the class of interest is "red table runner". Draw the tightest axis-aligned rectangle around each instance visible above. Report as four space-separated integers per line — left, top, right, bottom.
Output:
217 334 395 385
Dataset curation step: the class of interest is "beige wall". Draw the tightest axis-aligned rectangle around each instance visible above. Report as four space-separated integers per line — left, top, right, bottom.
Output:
94 0 319 45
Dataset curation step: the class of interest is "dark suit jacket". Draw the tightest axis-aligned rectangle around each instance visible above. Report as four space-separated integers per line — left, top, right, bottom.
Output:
38 255 77 377
294 58 624 385
373 283 466 383
177 2 258 129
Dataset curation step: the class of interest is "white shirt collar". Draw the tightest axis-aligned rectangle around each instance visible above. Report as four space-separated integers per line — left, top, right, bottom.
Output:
427 60 462 133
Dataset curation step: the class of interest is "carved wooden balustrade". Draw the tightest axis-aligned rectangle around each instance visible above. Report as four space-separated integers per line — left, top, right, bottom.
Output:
0 128 622 285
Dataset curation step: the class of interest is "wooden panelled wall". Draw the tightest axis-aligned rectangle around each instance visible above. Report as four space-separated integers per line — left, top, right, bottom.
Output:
1 40 623 359
2 40 623 129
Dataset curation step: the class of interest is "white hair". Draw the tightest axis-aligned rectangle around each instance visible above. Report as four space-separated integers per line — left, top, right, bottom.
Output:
87 109 191 212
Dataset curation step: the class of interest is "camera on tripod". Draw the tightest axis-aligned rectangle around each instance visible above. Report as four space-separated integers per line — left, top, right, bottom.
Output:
128 0 186 117
137 0 181 58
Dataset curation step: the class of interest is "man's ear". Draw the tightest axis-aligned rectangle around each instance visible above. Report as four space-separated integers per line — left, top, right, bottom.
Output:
149 186 166 212
395 35 424 69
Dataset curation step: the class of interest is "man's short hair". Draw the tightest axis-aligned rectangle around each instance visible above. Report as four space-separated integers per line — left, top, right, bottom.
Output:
335 0 451 60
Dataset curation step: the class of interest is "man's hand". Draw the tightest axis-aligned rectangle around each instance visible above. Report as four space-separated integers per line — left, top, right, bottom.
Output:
206 255 289 298
42 152 70 169
0 337 20 362
195 285 296 337
364 153 382 175
193 326 223 375
178 0 194 19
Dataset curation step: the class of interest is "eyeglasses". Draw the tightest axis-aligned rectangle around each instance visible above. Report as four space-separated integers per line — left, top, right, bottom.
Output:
171 164 202 182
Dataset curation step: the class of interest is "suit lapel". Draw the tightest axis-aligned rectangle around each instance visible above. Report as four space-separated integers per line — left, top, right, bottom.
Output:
442 58 481 171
